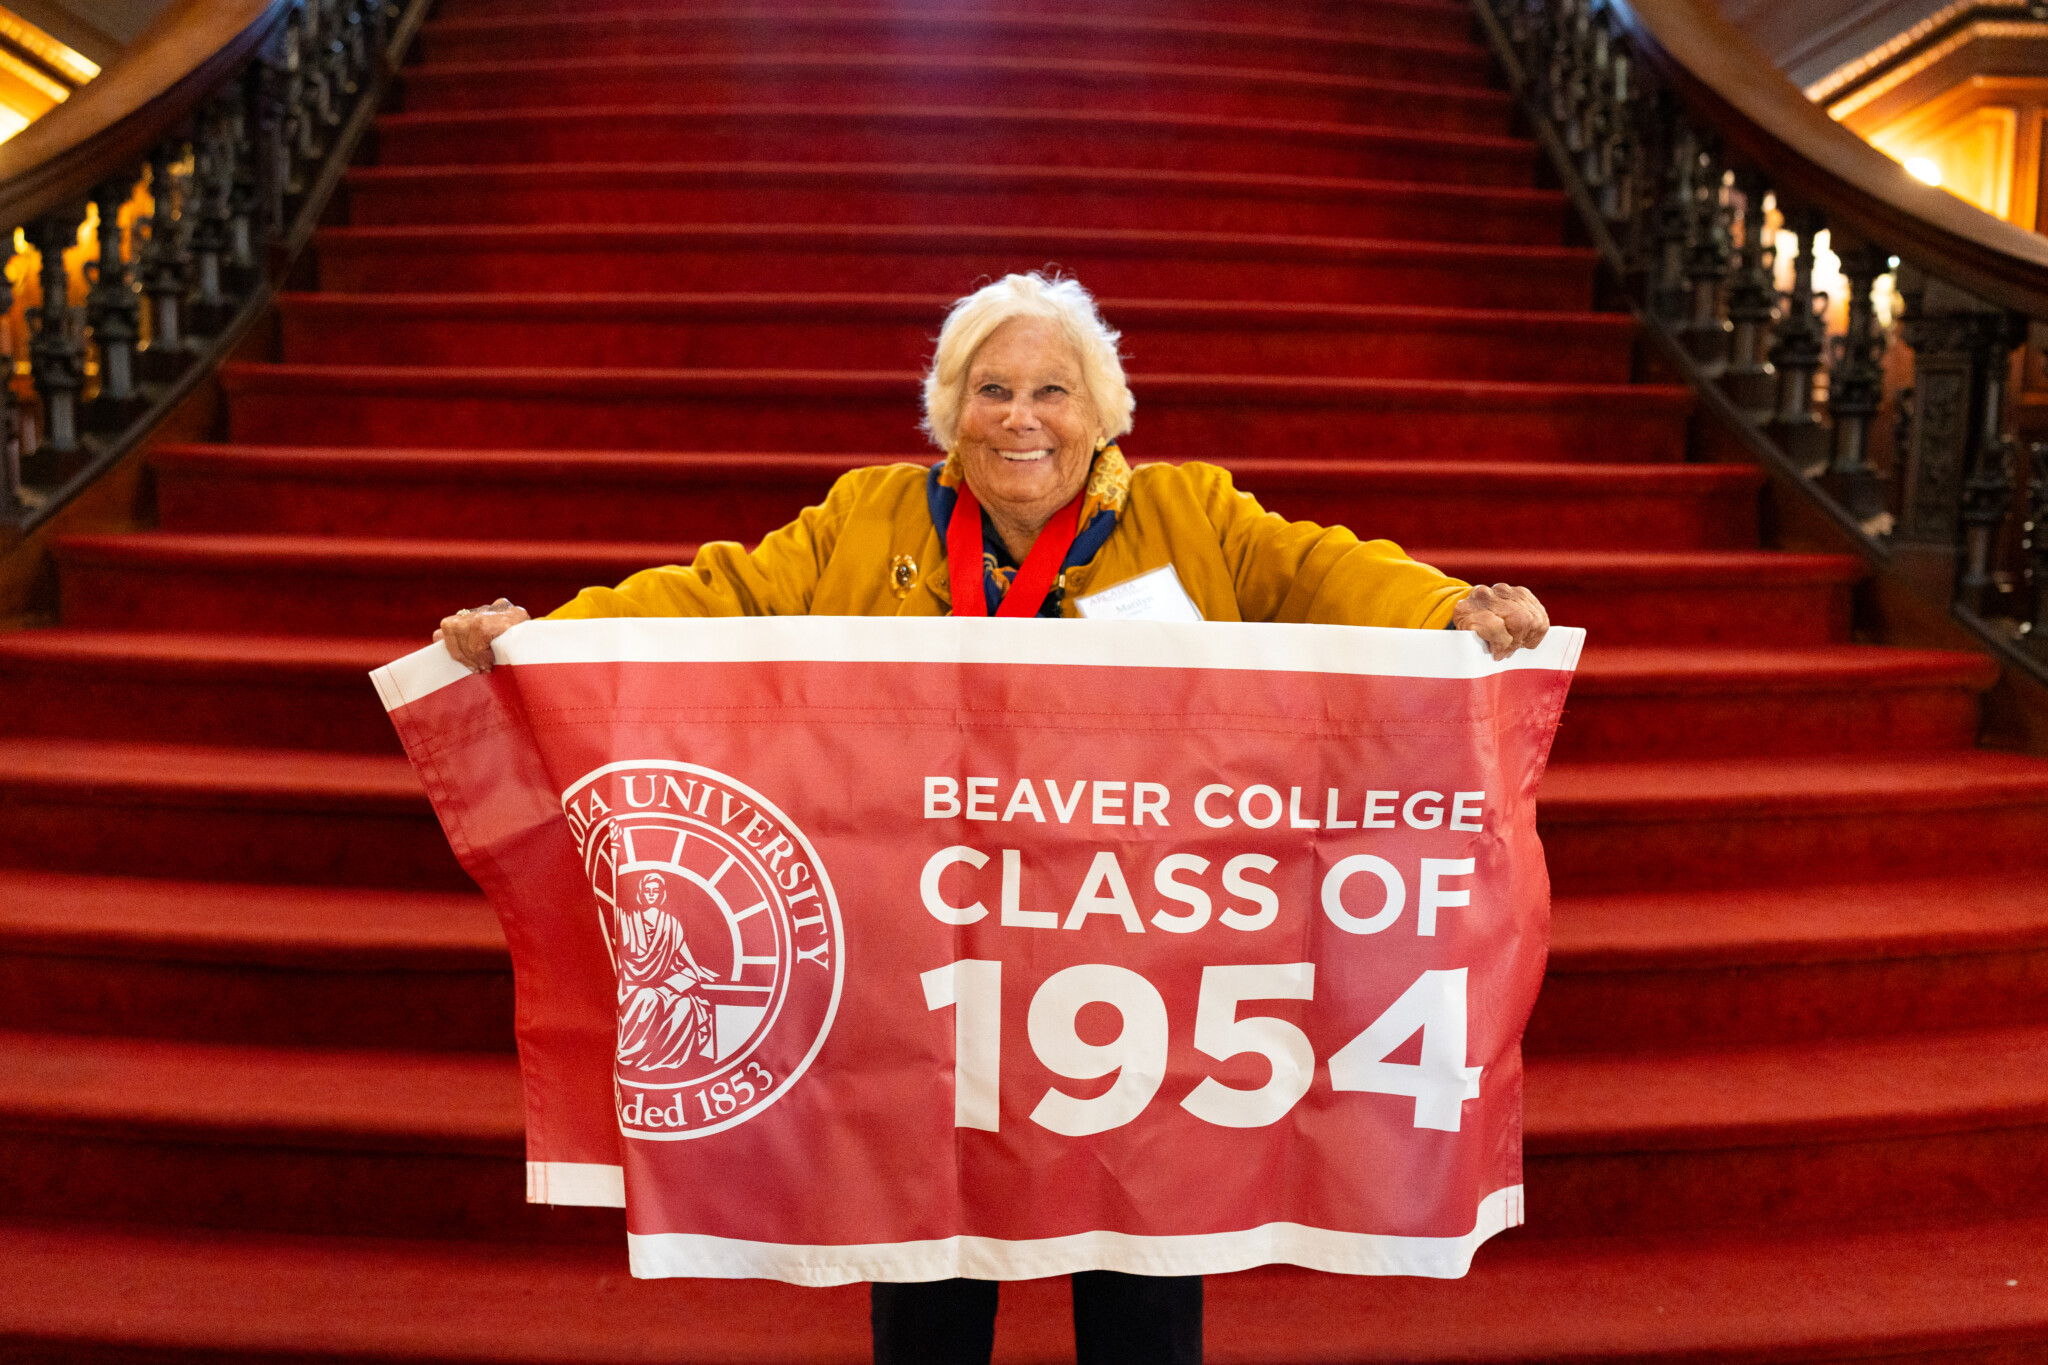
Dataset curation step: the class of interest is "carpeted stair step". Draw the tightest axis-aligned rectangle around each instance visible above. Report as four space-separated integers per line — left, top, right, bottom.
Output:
151 449 1756 550
312 224 1598 310
50 535 697 638
1535 874 2048 1053
413 11 1498 82
342 164 1556 241
2 1213 2043 1365
217 365 1690 462
274 294 1642 383
2 1014 2041 1244
1427 550 1861 647
1524 1024 2048 1236
0 738 463 889
398 55 1515 129
50 535 1860 645
0 632 1980 771
1537 753 2048 893
1213 1215 2048 1364
0 630 411 752
0 1030 604 1242
0 871 509 1049
51 535 1862 644
3 631 1979 771
1554 645 1996 761
428 0 1480 43
373 106 1532 183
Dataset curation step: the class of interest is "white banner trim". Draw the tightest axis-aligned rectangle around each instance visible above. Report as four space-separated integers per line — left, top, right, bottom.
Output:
375 617 1584 711
526 1160 625 1208
371 641 473 713
624 1185 1523 1285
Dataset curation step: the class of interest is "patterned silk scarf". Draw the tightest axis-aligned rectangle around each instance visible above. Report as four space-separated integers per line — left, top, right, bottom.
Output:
924 444 1132 617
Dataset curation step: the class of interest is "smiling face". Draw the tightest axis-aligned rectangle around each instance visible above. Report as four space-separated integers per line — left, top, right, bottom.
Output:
954 316 1102 551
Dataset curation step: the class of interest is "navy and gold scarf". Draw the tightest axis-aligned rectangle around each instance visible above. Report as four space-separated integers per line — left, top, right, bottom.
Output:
925 445 1131 618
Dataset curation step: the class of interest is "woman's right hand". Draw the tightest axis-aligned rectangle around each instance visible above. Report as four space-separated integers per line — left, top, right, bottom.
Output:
434 598 530 673
1451 583 1549 661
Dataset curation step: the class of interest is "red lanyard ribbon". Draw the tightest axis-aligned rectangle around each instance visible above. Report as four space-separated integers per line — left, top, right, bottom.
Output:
946 481 1086 618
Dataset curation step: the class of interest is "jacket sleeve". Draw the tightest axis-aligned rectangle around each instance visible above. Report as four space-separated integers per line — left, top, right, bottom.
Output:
1191 463 1471 629
545 473 856 619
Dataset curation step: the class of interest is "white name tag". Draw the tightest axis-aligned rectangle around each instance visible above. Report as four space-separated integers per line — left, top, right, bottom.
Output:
1074 565 1205 623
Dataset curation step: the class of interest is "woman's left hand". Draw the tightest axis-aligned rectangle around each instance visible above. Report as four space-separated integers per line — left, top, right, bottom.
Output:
434 597 530 673
1452 583 1550 660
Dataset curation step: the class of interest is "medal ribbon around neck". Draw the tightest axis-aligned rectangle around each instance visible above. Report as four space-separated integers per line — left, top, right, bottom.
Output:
945 479 1086 618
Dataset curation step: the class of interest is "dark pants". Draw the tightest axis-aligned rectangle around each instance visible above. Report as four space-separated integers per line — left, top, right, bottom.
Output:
871 1272 1201 1365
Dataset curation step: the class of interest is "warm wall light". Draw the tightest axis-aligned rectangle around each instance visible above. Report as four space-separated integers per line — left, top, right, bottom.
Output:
0 5 100 145
1904 156 1944 186
0 8 99 84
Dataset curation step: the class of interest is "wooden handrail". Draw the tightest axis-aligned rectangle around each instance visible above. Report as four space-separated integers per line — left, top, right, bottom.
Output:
0 0 424 543
1610 0 2048 317
1476 0 2048 692
0 0 289 229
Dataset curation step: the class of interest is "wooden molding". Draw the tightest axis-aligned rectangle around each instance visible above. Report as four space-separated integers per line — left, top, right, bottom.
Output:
1829 17 2048 125
1616 0 2048 314
0 0 287 228
0 0 128 68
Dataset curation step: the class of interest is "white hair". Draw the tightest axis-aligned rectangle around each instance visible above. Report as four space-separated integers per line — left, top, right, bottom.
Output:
921 272 1133 451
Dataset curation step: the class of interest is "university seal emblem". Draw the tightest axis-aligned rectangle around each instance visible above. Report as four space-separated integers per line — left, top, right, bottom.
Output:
561 760 844 1141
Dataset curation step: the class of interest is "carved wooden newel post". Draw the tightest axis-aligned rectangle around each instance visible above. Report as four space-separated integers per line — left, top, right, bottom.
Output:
1955 312 2027 618
85 175 143 425
1768 206 1829 471
1894 268 2025 607
1817 242 1891 531
24 208 85 473
138 145 194 380
188 96 237 335
1681 159 1732 374
1722 172 1777 419
1650 114 1695 326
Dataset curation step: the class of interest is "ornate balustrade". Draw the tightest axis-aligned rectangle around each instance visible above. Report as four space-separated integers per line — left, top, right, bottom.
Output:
0 0 426 537
1474 0 2048 679
13 0 2048 683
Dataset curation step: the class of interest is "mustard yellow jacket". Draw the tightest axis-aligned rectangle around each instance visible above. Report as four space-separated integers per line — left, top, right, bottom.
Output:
548 460 1470 628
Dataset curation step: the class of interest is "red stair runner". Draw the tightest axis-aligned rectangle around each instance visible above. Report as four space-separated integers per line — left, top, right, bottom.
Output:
5 0 2045 1359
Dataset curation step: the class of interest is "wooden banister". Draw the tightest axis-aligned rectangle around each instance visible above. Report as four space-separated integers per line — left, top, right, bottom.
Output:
1611 0 2048 316
1474 0 2048 694
0 0 289 230
0 0 426 552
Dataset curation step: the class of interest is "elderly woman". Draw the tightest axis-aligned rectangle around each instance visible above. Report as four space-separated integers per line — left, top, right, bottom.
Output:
435 273 1548 1365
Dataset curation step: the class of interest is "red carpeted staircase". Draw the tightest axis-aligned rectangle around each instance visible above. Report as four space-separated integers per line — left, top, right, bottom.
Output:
4 1 2046 1360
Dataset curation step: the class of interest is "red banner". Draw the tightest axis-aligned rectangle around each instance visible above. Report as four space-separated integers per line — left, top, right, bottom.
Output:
374 617 1580 1284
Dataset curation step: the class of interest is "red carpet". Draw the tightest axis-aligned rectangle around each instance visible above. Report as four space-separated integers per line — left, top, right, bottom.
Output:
2 0 2045 1358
